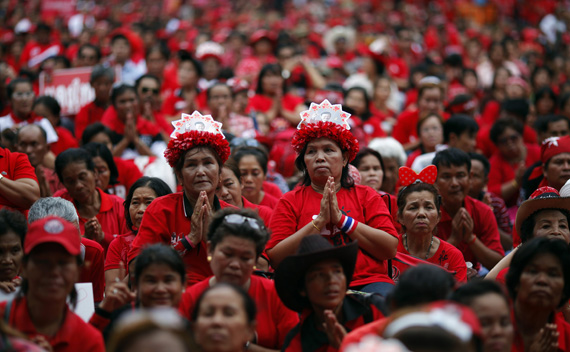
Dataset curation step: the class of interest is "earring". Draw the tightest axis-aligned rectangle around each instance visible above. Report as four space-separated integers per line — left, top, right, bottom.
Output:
253 265 257 270
207 255 212 262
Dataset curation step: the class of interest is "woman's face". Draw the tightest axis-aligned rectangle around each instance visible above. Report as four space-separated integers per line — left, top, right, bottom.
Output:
146 50 167 77
536 95 555 116
129 186 158 230
419 116 443 150
33 103 59 128
417 87 442 115
380 157 399 194
345 89 367 116
194 286 254 352
114 89 139 121
304 138 347 186
496 127 524 160
89 132 114 152
176 148 220 201
358 154 383 191
208 235 256 287
136 263 184 308
123 330 187 352
177 61 199 88
92 156 110 190
516 253 564 310
494 68 509 90
239 155 265 203
61 161 97 204
260 72 282 96
374 78 391 102
0 231 23 282
217 167 243 207
470 293 514 352
532 210 570 243
22 243 79 304
398 190 440 235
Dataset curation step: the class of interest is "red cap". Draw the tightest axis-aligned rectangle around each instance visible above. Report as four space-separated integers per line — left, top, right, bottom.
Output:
541 136 570 164
25 217 81 256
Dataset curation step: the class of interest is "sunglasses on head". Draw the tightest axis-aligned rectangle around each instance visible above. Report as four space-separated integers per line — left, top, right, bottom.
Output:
223 214 265 232
141 87 160 95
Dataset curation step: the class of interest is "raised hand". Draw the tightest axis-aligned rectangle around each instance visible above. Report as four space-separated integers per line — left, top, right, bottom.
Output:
84 217 104 243
328 178 343 225
323 309 347 349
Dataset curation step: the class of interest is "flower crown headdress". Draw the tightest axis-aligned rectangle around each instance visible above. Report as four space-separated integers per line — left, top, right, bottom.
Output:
292 99 359 161
164 111 230 167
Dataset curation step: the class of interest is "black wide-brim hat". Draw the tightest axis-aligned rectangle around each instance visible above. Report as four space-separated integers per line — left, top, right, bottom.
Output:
274 235 358 312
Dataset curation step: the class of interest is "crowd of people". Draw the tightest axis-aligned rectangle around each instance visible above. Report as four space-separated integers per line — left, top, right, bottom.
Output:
1 0 570 351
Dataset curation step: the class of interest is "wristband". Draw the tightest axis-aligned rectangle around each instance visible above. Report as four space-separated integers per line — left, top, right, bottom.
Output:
180 235 196 250
95 306 112 319
468 235 477 246
338 214 358 235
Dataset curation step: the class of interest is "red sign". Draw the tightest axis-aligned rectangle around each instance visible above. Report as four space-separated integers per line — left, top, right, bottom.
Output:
41 0 77 19
39 67 94 116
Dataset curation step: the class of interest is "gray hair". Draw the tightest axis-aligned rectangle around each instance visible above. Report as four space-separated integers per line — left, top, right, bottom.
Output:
368 137 407 166
28 197 79 225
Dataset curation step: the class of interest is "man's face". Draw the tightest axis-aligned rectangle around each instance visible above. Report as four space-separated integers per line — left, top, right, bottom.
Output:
435 164 470 206
137 77 160 108
16 125 49 167
544 153 570 190
544 120 570 141
77 47 99 67
302 259 347 312
449 131 477 153
469 159 487 198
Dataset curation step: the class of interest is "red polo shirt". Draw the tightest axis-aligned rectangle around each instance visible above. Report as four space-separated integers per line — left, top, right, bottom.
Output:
80 237 105 303
56 188 129 251
0 297 104 352
128 193 236 285
437 196 504 270
0 148 38 213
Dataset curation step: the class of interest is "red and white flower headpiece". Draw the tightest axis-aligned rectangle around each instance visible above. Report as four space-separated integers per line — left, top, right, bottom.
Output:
164 111 230 167
292 99 359 161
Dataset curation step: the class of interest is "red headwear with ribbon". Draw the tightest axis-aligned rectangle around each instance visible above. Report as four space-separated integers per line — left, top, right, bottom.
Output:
399 165 438 187
529 136 570 180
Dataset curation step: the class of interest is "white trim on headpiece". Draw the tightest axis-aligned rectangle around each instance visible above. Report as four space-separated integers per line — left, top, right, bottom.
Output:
297 99 351 130
170 111 225 139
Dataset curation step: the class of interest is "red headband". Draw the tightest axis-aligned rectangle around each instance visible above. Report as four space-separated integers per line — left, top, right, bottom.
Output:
541 136 570 164
292 121 359 162
164 130 230 167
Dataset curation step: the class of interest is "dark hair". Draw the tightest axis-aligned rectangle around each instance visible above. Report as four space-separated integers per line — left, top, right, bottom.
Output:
255 64 285 95
90 65 115 83
206 82 232 100
443 114 479 143
0 208 26 242
7 77 32 100
81 142 119 185
191 283 256 323
55 148 96 183
344 86 372 120
506 237 570 308
207 208 269 257
386 265 455 312
232 146 268 175
146 43 170 61
81 122 113 146
295 142 354 189
534 86 558 113
351 148 385 181
135 74 161 91
531 66 553 87
33 95 61 117
397 182 441 215
432 148 472 173
178 50 203 77
134 244 186 286
534 114 570 134
78 43 102 62
124 177 172 231
450 279 509 307
110 34 129 46
16 124 47 143
559 93 570 111
416 113 443 138
489 117 524 145
417 81 443 101
111 84 137 106
174 146 223 173
469 152 490 178
520 209 570 244
223 158 241 181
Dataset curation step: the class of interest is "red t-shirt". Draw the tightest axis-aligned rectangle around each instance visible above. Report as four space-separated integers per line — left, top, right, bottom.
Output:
512 308 570 352
0 148 38 213
178 275 299 349
105 233 135 274
80 237 105 303
392 109 420 146
259 192 279 209
397 236 467 282
0 297 105 352
263 181 283 200
56 188 128 251
128 193 236 285
51 126 79 156
437 196 505 270
161 88 207 117
267 185 399 287
476 124 538 159
75 101 107 140
487 143 541 207
361 116 387 141
246 93 304 115
101 107 162 137
243 197 273 228
405 148 423 168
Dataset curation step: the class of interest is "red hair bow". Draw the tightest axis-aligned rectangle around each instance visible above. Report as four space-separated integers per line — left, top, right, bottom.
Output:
399 165 438 187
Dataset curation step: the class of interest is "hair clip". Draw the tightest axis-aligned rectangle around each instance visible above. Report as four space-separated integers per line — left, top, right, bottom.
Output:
399 165 438 187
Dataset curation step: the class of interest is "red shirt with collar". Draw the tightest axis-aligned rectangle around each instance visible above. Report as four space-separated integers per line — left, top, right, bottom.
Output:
397 236 467 282
437 196 505 270
80 237 105 303
512 308 570 352
128 193 236 285
487 143 541 207
0 297 105 352
267 185 399 287
56 188 129 251
179 275 299 349
0 148 38 213
74 101 108 141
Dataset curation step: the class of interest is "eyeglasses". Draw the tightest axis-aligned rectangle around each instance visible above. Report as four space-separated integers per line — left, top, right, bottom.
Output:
141 87 160 95
223 214 265 232
12 91 34 100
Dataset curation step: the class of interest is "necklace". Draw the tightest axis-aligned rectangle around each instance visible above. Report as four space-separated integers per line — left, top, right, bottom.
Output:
403 233 434 260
